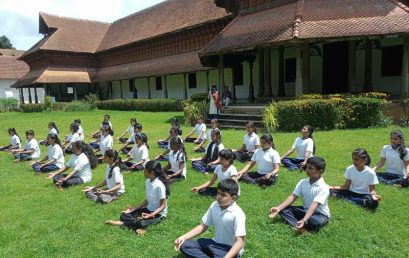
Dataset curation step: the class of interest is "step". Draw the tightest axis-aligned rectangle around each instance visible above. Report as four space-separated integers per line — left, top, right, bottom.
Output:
217 119 264 127
219 113 263 120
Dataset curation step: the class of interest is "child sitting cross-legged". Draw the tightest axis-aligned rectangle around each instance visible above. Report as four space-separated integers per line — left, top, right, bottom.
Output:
175 179 246 258
269 157 330 233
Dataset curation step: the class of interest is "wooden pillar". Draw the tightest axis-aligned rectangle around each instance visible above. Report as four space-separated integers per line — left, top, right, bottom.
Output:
248 60 255 103
34 86 39 103
302 43 310 93
20 88 24 104
218 54 224 93
108 81 113 99
278 46 285 97
28 87 32 103
258 49 265 97
231 67 236 102
348 40 358 93
264 48 272 97
120 80 124 99
183 73 188 99
402 38 409 98
205 70 210 93
364 39 373 92
95 82 100 99
164 75 168 98
295 44 304 97
147 77 151 99
58 84 62 101
73 84 78 100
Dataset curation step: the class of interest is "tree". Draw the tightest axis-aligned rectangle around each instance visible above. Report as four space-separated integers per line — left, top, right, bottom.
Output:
0 35 15 49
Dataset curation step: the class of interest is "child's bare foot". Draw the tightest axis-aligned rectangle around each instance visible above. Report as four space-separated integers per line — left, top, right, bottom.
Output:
394 184 403 189
135 229 146 236
14 159 20 163
105 220 123 226
294 227 306 234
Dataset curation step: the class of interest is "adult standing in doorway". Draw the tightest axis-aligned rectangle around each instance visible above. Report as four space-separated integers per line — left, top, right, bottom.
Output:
208 84 220 119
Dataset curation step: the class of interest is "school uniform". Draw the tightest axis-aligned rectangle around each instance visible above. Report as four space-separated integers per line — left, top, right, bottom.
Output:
239 147 280 187
99 134 113 156
166 149 187 184
157 136 183 161
233 132 260 162
331 165 379 209
32 144 64 173
65 132 81 154
376 145 409 187
279 177 330 232
282 137 314 170
53 152 92 188
185 123 206 142
194 128 221 153
199 165 239 197
0 135 21 151
85 165 125 204
180 201 246 258
15 139 41 161
119 125 134 143
192 142 224 173
124 144 149 171
78 125 85 141
120 178 167 230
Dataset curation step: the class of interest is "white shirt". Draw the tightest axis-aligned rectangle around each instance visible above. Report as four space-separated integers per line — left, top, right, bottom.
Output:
128 133 135 143
49 128 58 136
167 136 183 150
292 137 314 159
380 145 409 176
344 165 379 194
66 153 92 183
78 125 84 141
214 164 238 182
243 132 260 152
168 149 186 178
100 121 113 129
67 132 81 143
194 123 206 140
26 139 40 159
126 125 133 134
10 135 21 148
105 165 125 194
205 128 221 142
202 201 246 254
205 142 225 159
251 147 281 174
293 177 330 217
130 144 149 166
99 134 113 156
47 144 65 168
146 178 167 216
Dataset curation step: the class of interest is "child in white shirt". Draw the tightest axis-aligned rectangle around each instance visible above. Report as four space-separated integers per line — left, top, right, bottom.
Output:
123 133 149 171
31 133 64 174
118 118 137 143
162 136 187 184
191 129 224 174
184 117 206 144
0 128 21 151
12 130 40 162
233 122 260 162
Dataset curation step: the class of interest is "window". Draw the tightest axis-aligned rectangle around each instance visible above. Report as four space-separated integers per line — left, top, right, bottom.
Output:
233 64 243 86
285 58 296 83
381 45 403 77
155 76 162 90
129 79 135 92
188 73 197 88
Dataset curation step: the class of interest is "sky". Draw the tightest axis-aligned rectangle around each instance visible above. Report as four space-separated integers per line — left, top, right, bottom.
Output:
0 0 166 50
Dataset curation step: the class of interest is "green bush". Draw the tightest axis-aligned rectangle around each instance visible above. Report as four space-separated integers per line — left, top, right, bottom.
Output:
263 102 278 133
0 98 19 112
84 93 99 110
183 100 209 126
298 92 388 100
51 102 69 111
190 93 209 102
44 96 52 111
96 99 183 112
65 101 94 112
20 103 46 113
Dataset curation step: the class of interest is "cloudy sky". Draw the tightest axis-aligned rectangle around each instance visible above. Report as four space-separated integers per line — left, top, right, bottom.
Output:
0 0 166 50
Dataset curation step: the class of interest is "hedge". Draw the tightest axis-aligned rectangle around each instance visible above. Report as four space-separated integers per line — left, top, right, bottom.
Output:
20 103 46 113
96 99 183 112
0 98 19 112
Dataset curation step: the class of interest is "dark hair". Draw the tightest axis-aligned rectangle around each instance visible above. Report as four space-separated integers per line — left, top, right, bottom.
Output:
197 116 204 122
171 117 180 128
72 141 98 169
74 119 81 124
169 136 187 161
169 126 181 137
210 118 219 127
304 125 316 154
260 134 275 149
306 157 326 172
26 130 34 137
352 148 371 166
130 118 137 124
104 114 110 120
101 125 114 136
48 122 59 134
105 149 122 178
217 179 239 197
134 124 143 131
145 160 170 196
8 128 21 142
391 130 407 160
246 121 257 134
70 123 79 133
47 133 61 147
218 149 234 165
211 128 222 144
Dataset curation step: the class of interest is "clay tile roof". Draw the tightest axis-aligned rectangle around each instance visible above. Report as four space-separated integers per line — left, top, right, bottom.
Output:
97 0 230 52
22 12 110 58
96 51 209 81
200 0 409 56
0 50 29 79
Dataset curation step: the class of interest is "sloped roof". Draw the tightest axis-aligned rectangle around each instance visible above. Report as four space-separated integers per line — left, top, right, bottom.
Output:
97 0 230 52
0 50 29 79
22 12 110 58
200 0 409 56
96 51 209 81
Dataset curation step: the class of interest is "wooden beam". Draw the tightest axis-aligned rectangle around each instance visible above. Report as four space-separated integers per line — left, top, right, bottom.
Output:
218 54 225 94
402 38 409 98
34 87 39 103
264 48 272 97
258 49 265 97
248 60 255 103
164 75 168 98
278 46 285 97
348 40 358 93
147 77 151 99
364 39 373 92
295 44 303 97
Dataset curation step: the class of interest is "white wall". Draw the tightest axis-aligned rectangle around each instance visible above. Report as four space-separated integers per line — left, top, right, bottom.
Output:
0 80 45 103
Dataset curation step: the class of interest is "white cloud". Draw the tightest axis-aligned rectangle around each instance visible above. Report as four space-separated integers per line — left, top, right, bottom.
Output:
0 0 165 50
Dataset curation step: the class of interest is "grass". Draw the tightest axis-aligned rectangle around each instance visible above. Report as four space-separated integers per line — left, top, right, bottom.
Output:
0 110 408 257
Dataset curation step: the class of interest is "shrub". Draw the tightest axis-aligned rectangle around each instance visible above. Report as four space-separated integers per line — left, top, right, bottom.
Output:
0 98 19 112
51 102 69 111
263 102 278 133
183 100 209 126
190 93 209 102
84 93 99 110
341 97 390 128
20 103 46 113
65 101 93 112
96 99 183 112
44 96 52 111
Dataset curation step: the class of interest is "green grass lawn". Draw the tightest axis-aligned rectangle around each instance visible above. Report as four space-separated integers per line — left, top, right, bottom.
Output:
0 110 408 258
